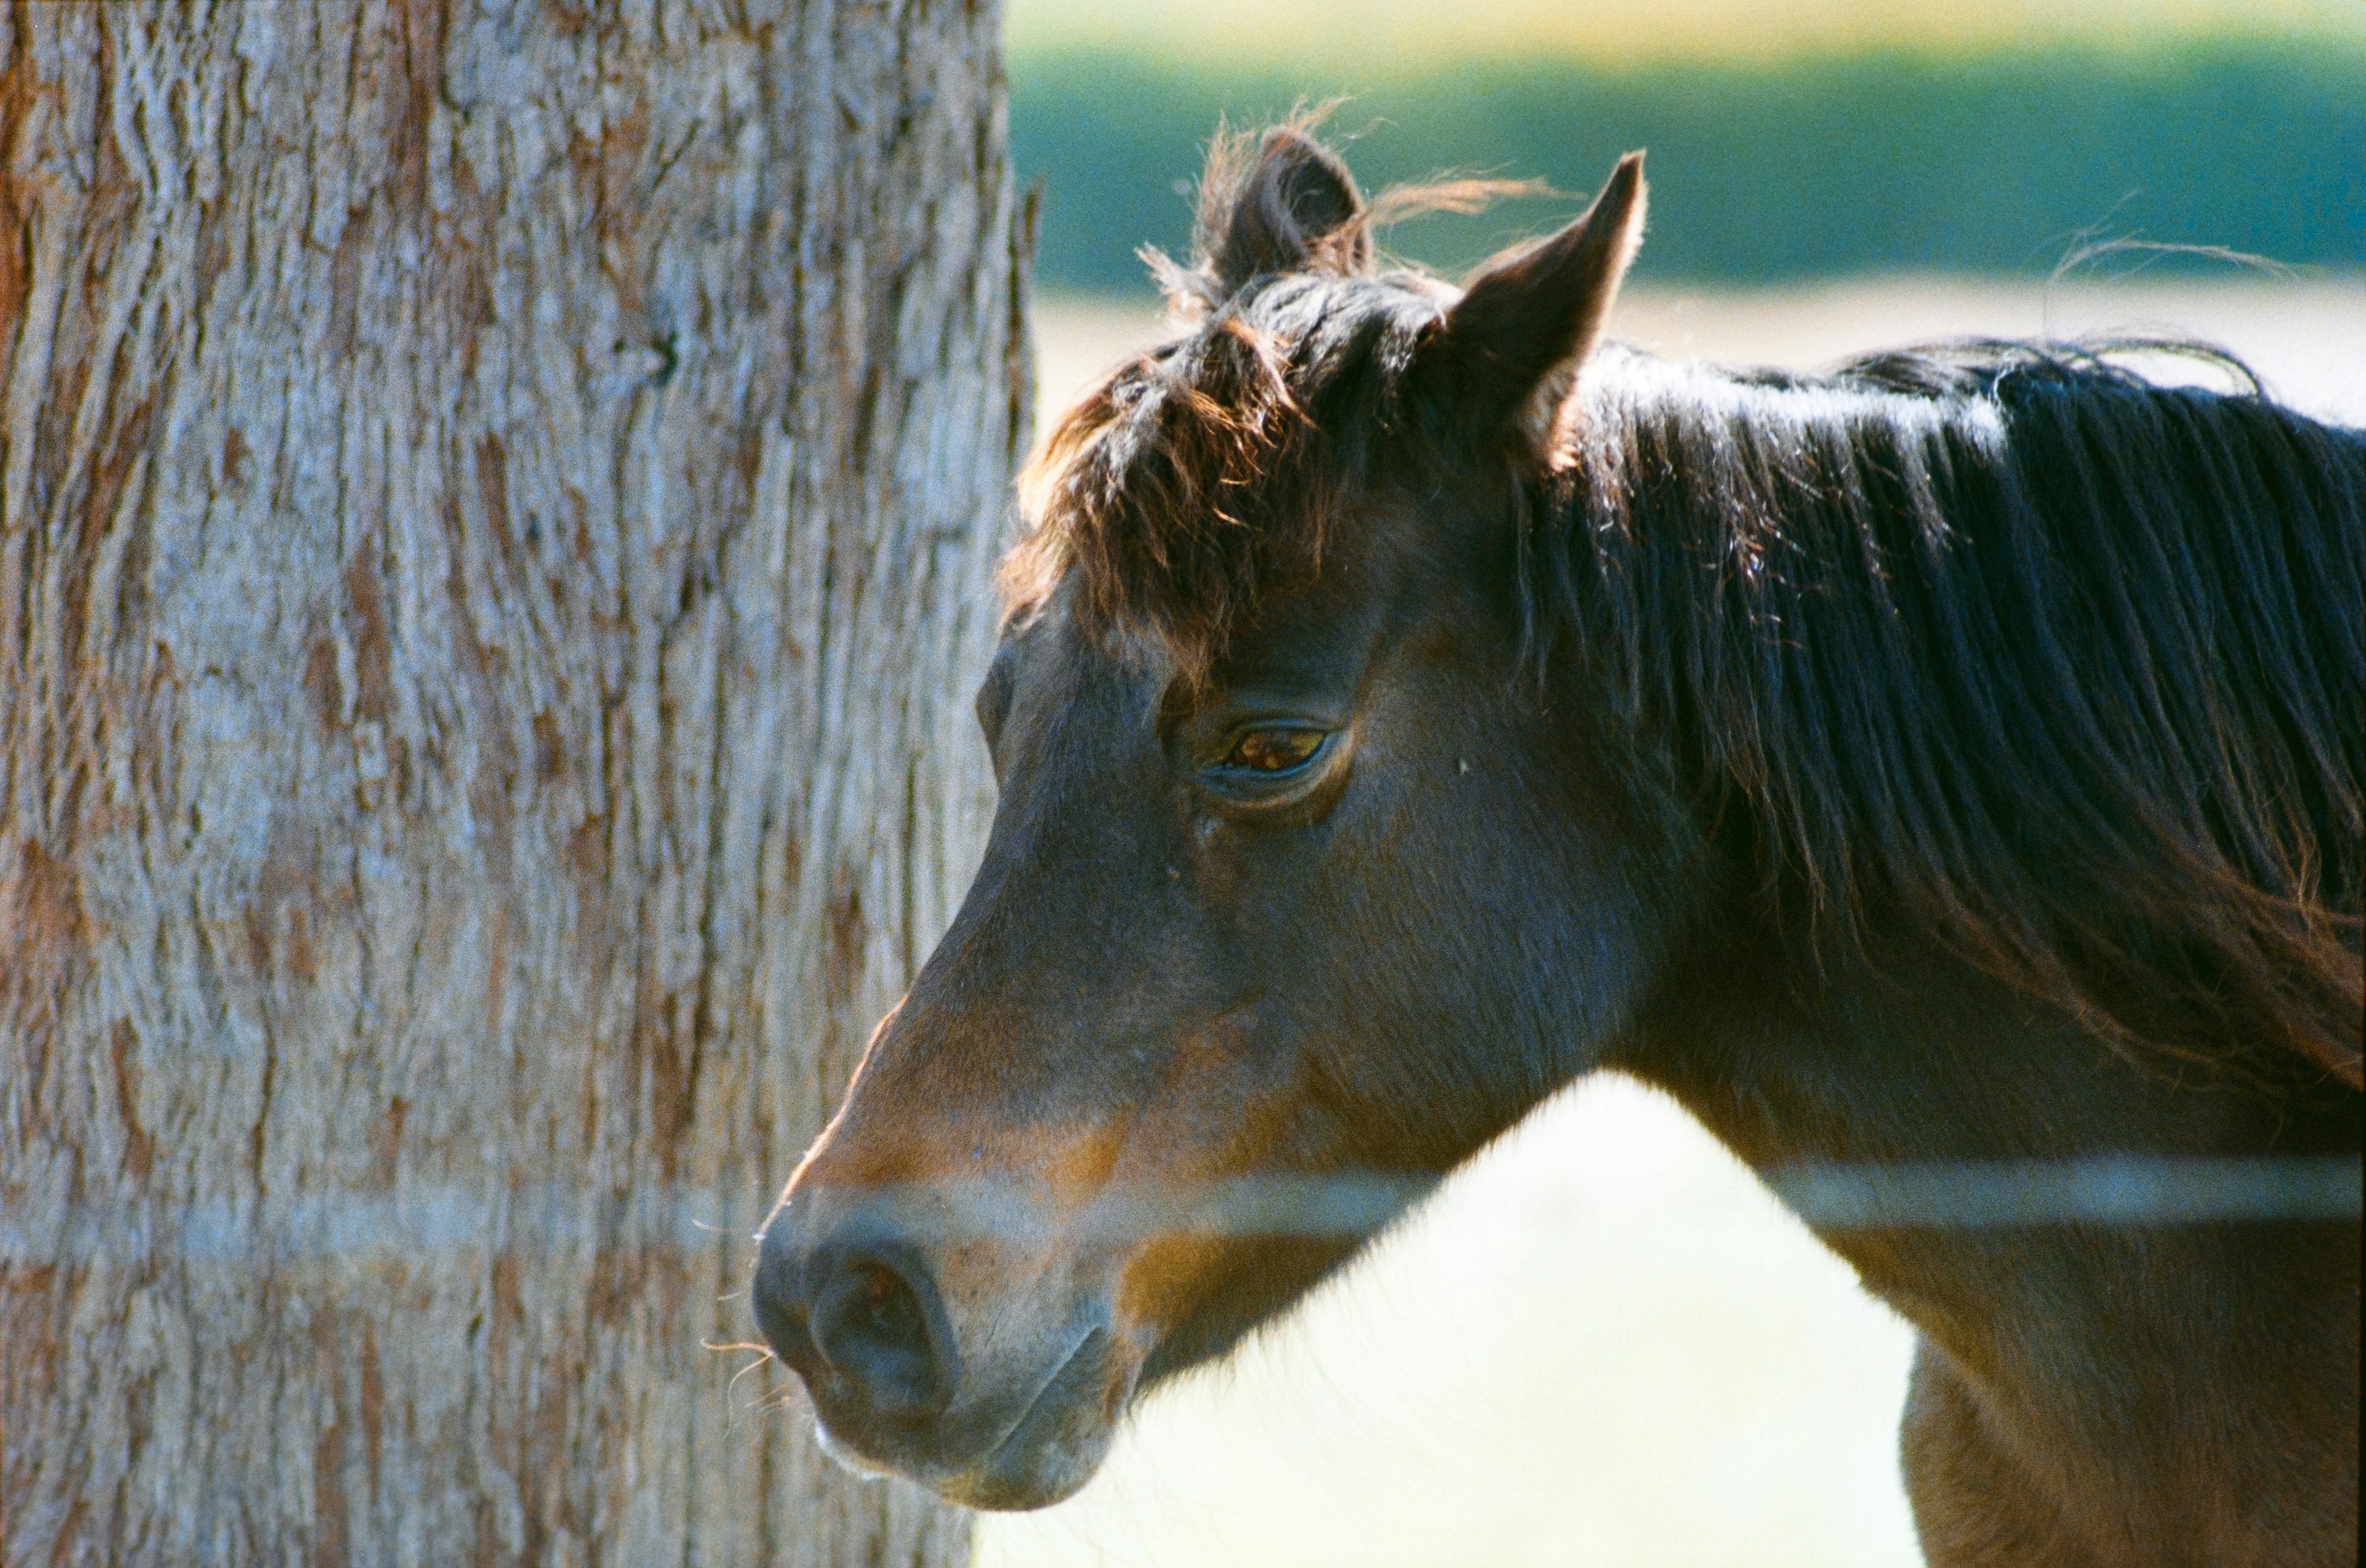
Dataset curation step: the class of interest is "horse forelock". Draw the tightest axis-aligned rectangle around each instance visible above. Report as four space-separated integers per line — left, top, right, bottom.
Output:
1004 278 1438 673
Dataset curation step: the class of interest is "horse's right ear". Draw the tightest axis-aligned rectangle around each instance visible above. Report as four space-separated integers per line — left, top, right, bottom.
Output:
1201 126 1368 292
1150 123 1372 314
1418 152 1646 445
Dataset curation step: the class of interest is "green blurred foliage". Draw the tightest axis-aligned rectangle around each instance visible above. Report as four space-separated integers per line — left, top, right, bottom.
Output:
1009 44 2364 292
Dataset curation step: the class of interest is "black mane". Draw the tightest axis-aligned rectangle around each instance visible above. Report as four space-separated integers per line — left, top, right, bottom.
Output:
1549 341 2365 1085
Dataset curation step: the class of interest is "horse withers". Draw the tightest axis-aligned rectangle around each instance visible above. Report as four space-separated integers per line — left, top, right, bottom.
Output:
752 122 2363 1565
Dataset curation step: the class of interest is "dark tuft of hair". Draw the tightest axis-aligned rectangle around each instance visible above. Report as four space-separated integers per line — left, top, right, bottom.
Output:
1551 341 2364 1089
1142 106 1542 321
1007 315 1323 672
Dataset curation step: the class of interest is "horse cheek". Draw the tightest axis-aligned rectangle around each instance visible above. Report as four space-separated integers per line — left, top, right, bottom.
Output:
1116 1236 1233 1349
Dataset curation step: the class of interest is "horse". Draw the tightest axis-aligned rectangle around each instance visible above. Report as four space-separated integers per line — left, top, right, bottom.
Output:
752 120 2363 1565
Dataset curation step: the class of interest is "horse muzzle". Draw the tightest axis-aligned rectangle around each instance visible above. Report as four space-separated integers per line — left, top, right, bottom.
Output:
751 1186 1139 1510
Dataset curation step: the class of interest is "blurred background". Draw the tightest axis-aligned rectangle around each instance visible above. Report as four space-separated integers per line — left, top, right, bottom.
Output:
979 4 2362 1565
1009 0 2363 291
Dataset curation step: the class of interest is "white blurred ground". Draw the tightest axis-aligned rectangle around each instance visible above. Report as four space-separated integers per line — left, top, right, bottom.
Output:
972 278 2365 1568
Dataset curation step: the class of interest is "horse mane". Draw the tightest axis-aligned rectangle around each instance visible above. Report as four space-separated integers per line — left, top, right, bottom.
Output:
1006 124 2366 1091
1553 343 2365 1089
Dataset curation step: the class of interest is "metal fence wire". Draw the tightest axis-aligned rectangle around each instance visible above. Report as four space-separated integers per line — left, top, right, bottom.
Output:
6 1155 2356 1267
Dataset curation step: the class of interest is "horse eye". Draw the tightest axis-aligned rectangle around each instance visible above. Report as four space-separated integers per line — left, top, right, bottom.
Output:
1224 727 1326 773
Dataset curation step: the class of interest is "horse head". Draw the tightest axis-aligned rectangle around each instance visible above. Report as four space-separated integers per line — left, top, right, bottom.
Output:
751 125 1662 1508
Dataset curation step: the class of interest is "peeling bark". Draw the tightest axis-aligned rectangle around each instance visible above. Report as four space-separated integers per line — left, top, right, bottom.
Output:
0 2 1024 1562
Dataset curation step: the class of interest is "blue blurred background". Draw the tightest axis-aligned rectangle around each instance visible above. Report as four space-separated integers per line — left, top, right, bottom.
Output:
1007 0 2364 293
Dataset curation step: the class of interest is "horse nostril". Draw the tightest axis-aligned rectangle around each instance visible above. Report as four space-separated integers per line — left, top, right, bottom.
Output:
752 1233 818 1378
809 1248 954 1420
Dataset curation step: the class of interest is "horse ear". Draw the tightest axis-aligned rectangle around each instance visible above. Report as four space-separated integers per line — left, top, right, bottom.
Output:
1421 152 1646 444
1208 127 1368 288
1173 124 1369 305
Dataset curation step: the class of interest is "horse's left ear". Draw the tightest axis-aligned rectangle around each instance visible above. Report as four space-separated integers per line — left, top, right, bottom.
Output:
1418 152 1646 447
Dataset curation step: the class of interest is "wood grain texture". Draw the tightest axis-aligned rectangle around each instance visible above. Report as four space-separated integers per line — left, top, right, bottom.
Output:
0 1 1025 1561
